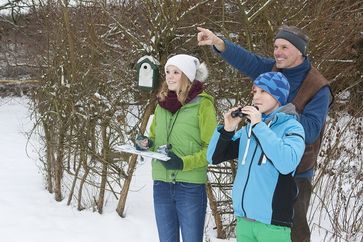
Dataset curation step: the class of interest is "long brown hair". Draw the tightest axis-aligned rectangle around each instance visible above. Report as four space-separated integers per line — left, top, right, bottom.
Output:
157 73 192 105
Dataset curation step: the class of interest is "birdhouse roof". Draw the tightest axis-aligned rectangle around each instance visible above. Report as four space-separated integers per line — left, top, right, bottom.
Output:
137 56 160 65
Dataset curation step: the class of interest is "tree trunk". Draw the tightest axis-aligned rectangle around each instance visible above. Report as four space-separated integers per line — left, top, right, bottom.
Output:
54 124 66 202
43 122 54 193
77 156 90 211
206 182 226 239
67 146 83 206
97 122 110 214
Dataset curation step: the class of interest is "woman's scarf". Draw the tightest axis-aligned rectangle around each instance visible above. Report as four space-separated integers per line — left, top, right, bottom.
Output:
158 80 203 114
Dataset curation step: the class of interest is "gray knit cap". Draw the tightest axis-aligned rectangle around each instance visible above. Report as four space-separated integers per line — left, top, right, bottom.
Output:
275 26 309 56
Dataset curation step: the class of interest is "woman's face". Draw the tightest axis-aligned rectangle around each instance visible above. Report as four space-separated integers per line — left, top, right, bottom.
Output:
165 65 183 92
252 85 280 114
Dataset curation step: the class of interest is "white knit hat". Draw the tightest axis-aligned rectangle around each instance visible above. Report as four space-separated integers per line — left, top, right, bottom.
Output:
164 54 208 82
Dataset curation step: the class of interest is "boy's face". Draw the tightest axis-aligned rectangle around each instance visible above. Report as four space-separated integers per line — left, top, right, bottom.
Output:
252 86 280 115
165 65 183 92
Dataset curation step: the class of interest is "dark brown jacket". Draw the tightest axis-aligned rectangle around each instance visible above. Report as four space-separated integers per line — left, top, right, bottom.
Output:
273 66 333 174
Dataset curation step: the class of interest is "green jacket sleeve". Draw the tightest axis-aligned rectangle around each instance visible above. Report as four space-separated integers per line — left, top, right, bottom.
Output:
182 98 217 171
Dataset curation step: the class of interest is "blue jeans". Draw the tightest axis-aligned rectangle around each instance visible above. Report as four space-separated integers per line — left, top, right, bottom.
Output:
153 181 207 242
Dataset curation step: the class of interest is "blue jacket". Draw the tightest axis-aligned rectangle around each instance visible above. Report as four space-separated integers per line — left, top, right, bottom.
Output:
207 105 305 227
216 40 330 145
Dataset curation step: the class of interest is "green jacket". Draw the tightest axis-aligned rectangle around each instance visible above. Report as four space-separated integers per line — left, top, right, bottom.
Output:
149 91 217 184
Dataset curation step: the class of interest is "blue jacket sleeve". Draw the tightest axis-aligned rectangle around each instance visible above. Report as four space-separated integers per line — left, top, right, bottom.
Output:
214 39 275 80
252 121 305 175
299 86 331 144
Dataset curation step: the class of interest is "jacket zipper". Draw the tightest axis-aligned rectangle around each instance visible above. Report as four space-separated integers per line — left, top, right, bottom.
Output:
241 118 277 215
241 144 259 217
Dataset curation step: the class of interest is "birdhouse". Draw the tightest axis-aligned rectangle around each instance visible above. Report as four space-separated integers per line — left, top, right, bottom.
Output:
136 56 160 91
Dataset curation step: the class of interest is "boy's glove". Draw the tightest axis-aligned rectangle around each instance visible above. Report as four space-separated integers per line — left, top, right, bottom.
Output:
134 135 153 151
159 152 184 170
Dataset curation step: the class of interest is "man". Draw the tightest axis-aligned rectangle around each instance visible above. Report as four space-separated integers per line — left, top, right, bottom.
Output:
197 25 332 242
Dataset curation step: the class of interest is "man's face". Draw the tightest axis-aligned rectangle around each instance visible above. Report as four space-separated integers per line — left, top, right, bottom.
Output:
273 39 304 69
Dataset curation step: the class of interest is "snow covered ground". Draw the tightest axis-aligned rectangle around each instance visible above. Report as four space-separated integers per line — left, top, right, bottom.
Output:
0 97 159 242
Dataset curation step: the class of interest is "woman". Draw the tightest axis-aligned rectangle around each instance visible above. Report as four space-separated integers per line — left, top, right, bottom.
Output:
136 54 217 242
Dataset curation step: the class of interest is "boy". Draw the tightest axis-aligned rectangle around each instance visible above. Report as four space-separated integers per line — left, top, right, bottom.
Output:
207 72 305 242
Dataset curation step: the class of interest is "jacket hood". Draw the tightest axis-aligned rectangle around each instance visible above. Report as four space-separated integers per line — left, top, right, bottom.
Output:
279 103 299 117
262 103 299 126
269 103 300 126
198 91 214 103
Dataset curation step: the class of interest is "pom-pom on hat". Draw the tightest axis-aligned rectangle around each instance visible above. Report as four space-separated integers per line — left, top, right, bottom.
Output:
165 54 208 82
253 72 290 105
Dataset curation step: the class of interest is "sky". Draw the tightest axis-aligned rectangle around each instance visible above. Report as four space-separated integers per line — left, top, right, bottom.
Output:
0 96 360 242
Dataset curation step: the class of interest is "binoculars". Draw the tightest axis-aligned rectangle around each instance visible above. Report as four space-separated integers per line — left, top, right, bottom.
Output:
156 144 172 155
231 106 259 118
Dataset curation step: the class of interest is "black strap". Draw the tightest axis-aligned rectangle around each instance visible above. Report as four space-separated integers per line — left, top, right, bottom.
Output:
166 110 180 144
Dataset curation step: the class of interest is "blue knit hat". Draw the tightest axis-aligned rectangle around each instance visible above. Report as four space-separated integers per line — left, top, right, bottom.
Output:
253 72 290 105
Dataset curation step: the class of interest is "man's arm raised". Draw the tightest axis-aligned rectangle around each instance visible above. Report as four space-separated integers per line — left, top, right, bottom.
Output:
197 27 226 52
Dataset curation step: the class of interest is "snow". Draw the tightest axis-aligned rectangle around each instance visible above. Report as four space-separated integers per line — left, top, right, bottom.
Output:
0 97 158 242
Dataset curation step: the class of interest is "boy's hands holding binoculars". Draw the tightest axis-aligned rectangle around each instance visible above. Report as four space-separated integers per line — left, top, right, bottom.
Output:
224 107 243 132
241 106 261 126
224 105 261 131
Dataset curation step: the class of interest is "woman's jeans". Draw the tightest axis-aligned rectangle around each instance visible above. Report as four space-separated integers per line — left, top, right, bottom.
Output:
153 180 207 242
